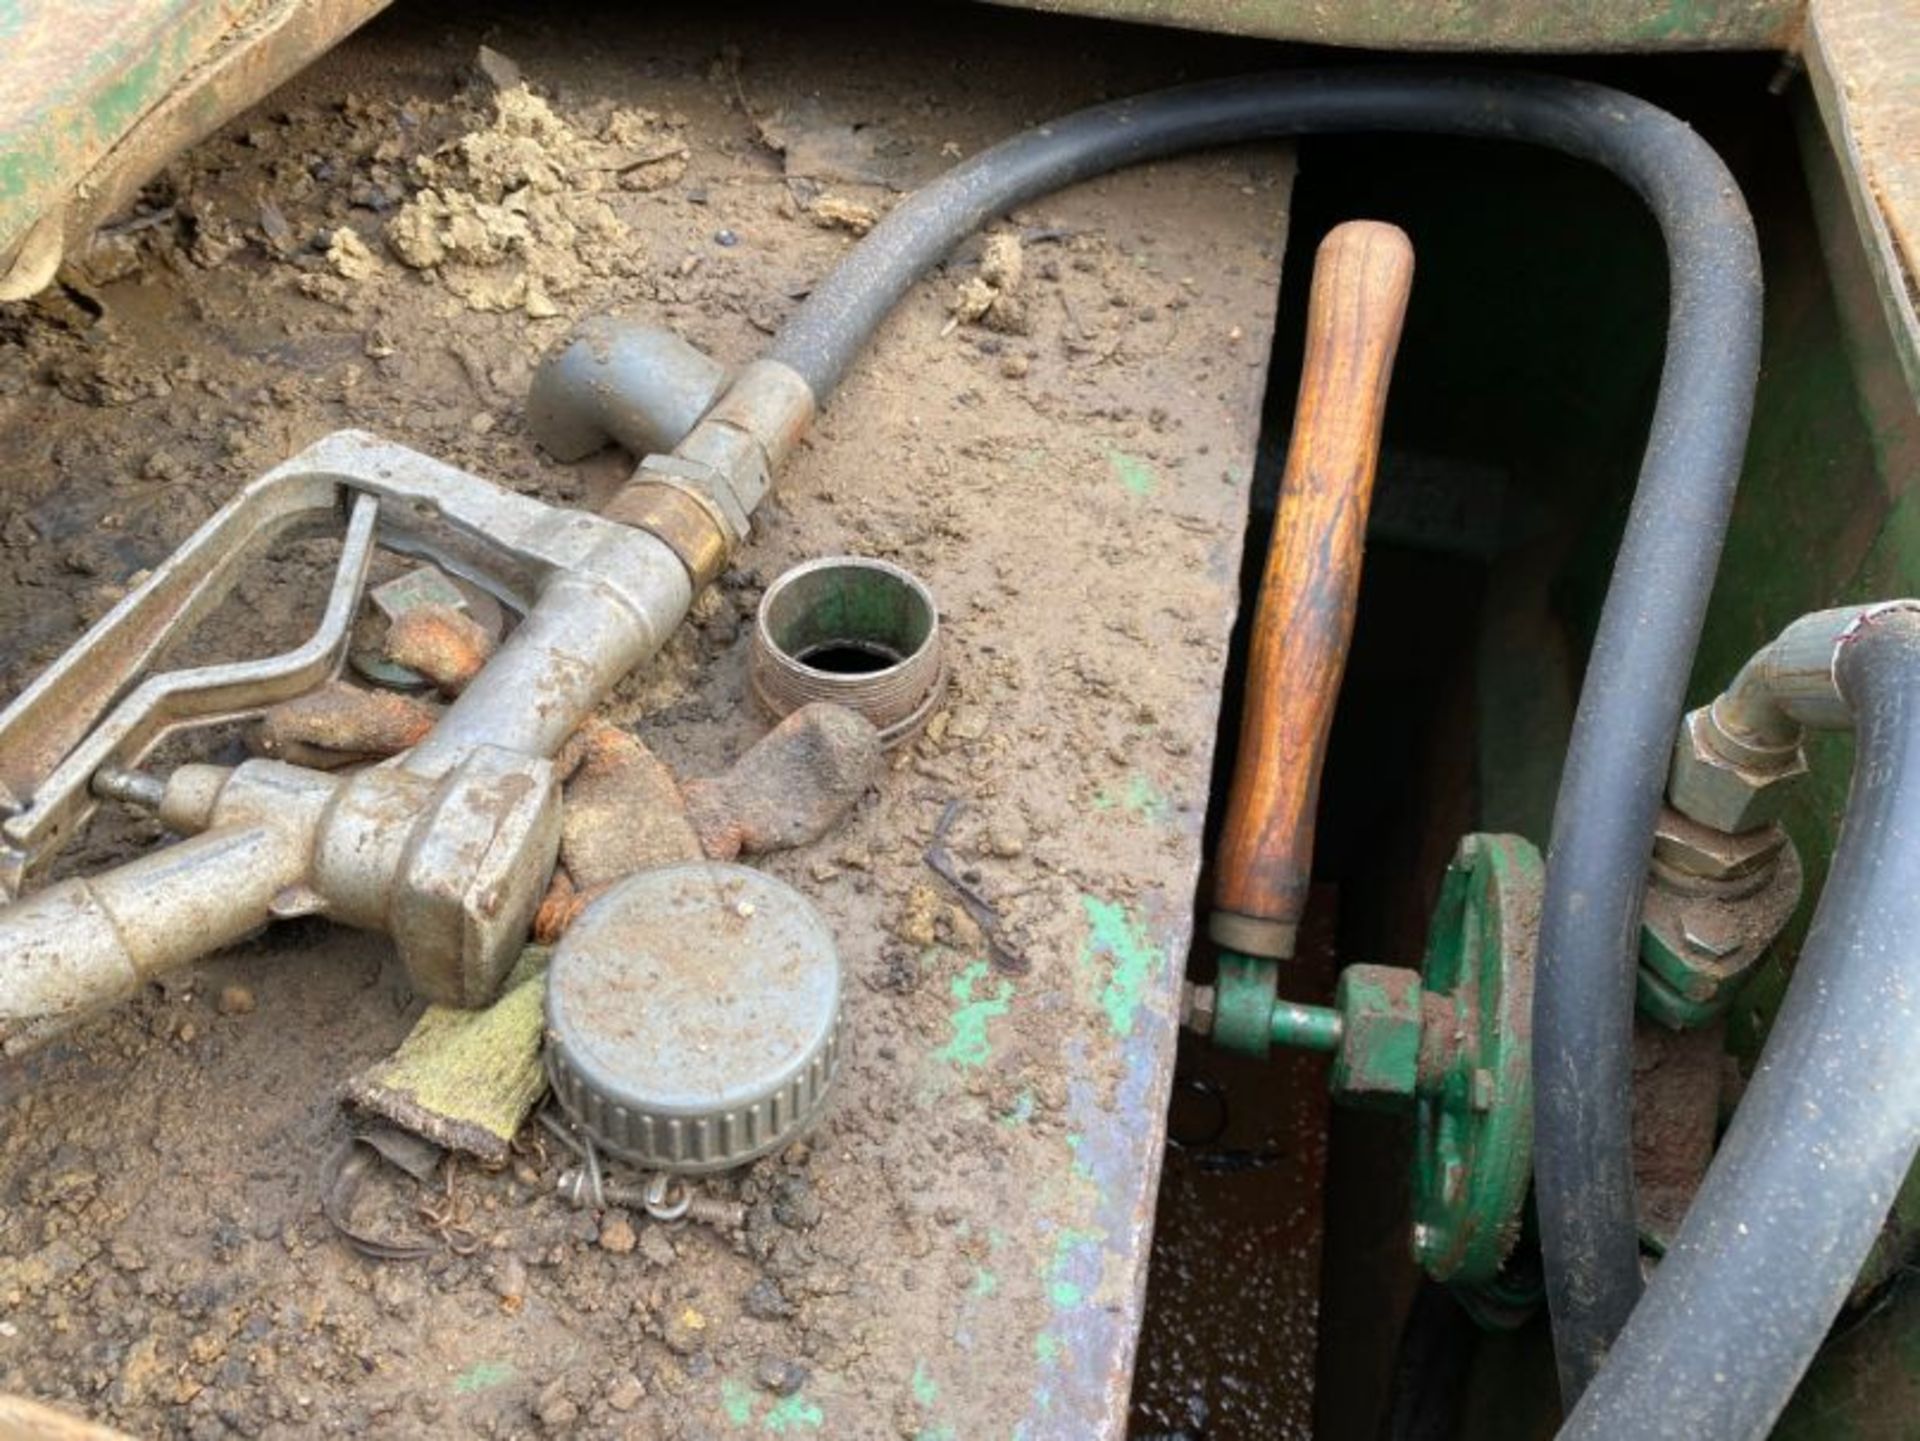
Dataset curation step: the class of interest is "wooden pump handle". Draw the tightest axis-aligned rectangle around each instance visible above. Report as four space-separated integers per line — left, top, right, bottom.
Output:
1211 220 1415 959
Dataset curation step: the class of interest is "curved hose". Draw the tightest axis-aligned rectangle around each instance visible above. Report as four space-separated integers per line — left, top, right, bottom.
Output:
769 70 1762 1399
1566 606 1920 1439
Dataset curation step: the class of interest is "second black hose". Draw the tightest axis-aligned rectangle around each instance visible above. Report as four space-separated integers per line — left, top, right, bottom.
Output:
1564 606 1920 1439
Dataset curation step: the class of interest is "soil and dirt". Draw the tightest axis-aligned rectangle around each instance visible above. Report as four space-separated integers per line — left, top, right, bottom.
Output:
0 4 1291 1437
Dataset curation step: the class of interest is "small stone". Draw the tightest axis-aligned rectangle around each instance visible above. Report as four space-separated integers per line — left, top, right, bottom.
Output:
1000 353 1030 380
892 885 942 948
475 45 523 90
713 229 739 248
217 985 256 1017
524 281 560 320
605 1373 645 1412
810 196 877 235
491 1256 527 1310
771 1175 822 1231
947 707 989 742
743 1277 793 1321
663 1305 708 1356
142 450 182 482
258 200 294 253
326 227 379 282
535 1379 578 1430
638 1227 676 1268
598 1212 638 1254
754 1355 807 1397
987 827 1026 859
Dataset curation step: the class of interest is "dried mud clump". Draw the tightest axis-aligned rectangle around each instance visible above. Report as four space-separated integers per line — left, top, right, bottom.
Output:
385 86 683 316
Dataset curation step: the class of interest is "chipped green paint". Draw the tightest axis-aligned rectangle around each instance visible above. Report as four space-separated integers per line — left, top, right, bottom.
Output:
452 1361 514 1394
980 0 1798 52
719 1378 823 1432
1065 1131 1095 1182
1034 1331 1062 1363
0 1 291 253
1045 1226 1104 1308
996 1087 1036 1127
1093 772 1170 823
970 1265 999 1298
1632 0 1717 40
721 1379 755 1426
1080 896 1164 1039
1107 450 1158 498
764 1394 824 1432
911 1362 939 1407
935 960 1013 1069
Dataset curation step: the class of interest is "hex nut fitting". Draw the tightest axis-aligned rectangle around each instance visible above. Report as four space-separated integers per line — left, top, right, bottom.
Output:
1668 704 1808 833
1331 964 1423 1107
1639 836 1804 1029
633 450 755 544
1650 806 1788 887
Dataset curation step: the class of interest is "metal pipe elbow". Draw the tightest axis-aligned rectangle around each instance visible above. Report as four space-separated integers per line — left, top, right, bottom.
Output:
527 316 730 462
1671 602 1920 832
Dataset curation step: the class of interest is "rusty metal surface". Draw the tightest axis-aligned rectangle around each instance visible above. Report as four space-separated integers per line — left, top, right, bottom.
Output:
978 0 1804 51
0 10 1296 1429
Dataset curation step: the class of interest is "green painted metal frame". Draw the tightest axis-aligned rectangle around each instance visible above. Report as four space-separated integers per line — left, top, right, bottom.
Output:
0 0 391 296
982 0 1805 51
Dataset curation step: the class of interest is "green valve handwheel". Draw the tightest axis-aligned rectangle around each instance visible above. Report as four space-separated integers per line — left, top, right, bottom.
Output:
1203 832 1542 1295
1408 833 1541 1287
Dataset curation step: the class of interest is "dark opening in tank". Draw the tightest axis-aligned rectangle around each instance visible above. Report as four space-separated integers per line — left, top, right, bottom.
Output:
797 641 903 675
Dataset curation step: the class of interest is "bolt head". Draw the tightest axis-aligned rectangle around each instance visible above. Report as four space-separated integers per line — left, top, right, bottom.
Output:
1183 983 1218 1037
1331 965 1422 1105
1651 806 1787 883
1679 912 1742 959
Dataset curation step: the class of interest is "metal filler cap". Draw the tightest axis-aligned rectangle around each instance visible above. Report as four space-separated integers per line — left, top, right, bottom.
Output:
546 862 843 1174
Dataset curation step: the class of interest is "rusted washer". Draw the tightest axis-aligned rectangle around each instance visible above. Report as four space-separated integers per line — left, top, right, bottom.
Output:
545 862 841 1174
749 556 944 749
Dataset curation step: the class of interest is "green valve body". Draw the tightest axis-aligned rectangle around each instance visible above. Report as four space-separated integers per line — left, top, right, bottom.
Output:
1206 833 1543 1295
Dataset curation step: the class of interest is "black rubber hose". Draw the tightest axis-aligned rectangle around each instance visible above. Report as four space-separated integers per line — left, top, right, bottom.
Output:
769 70 1762 1401
1564 606 1920 1439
